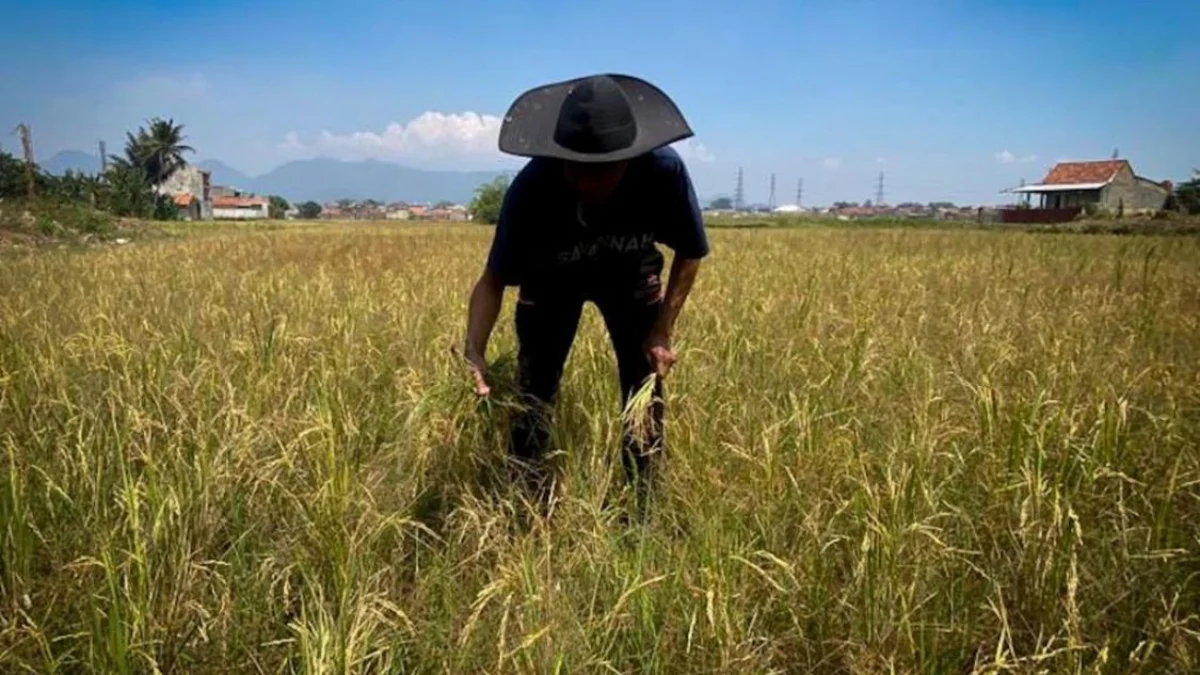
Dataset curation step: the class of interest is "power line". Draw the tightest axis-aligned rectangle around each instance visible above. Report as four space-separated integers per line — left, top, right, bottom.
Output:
874 171 885 206
768 172 776 210
796 178 803 207
99 140 107 174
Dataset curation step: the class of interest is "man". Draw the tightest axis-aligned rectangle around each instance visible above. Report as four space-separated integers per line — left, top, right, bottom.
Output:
462 73 710 503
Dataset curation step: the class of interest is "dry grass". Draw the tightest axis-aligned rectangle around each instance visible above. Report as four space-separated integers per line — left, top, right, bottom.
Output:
2 223 1198 674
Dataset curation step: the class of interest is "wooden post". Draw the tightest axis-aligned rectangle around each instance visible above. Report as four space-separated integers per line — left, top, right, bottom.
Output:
14 123 36 198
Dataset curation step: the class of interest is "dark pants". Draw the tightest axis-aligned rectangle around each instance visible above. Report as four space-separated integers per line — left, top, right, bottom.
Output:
508 277 665 499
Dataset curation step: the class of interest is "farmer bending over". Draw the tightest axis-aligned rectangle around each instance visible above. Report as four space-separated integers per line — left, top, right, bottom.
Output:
463 73 710 502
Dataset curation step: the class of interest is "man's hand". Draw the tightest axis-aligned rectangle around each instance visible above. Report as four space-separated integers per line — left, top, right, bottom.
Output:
464 347 491 397
644 326 677 379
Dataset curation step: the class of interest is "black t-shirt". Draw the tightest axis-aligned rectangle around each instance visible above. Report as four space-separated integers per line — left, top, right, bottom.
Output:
486 146 710 295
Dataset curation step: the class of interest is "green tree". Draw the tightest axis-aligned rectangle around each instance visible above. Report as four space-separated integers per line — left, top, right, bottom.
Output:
1173 170 1200 215
269 195 290 219
708 197 733 210
52 170 104 205
297 201 322 219
118 118 195 186
100 161 158 218
0 151 49 198
468 175 509 224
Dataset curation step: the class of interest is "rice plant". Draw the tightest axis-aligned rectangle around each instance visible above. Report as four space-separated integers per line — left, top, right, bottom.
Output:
0 223 1197 674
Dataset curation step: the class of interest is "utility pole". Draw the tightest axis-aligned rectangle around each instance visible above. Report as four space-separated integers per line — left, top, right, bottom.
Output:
768 172 776 210
99 140 108 174
13 123 36 198
734 167 744 211
874 171 885 207
796 178 803 207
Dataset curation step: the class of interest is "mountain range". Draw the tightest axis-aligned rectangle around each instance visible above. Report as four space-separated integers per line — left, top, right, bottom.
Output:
38 151 509 205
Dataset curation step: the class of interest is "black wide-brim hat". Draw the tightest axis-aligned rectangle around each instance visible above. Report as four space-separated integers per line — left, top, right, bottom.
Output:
498 73 694 163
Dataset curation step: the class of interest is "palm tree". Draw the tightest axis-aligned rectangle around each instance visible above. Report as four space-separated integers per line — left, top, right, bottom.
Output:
121 118 195 187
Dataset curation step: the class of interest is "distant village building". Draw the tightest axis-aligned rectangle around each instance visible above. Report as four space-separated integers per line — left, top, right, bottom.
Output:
428 205 469 221
1004 159 1172 222
173 193 202 221
212 195 269 220
156 165 212 220
386 209 411 220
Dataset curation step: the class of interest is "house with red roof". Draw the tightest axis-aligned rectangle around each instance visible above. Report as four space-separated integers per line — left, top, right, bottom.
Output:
212 194 270 220
173 193 201 221
1004 159 1172 222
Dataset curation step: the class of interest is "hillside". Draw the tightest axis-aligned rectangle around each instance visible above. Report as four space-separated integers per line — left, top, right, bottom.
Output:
39 151 510 204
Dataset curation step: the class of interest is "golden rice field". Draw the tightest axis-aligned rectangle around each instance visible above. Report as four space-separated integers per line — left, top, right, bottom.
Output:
1 222 1198 674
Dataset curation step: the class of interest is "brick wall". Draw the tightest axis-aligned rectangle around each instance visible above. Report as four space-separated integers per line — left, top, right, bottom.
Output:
1101 165 1169 214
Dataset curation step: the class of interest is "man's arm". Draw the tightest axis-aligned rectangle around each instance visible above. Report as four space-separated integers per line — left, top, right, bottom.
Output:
464 268 504 396
654 254 702 339
644 149 710 378
462 165 530 395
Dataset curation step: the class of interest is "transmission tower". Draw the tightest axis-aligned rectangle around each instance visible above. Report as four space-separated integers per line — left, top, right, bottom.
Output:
734 167 745 211
99 140 107 173
768 173 776 210
796 178 804 207
874 171 885 206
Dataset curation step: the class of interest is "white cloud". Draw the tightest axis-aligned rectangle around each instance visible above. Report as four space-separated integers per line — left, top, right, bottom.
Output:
996 150 1037 164
281 111 505 161
672 139 715 163
282 112 716 165
279 131 303 151
822 157 842 169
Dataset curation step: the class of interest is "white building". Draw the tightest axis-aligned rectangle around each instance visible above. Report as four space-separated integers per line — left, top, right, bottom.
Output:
212 195 269 220
156 165 213 220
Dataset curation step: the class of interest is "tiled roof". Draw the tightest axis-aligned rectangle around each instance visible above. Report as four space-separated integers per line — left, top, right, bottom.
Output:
173 193 194 207
213 195 268 208
1042 160 1128 185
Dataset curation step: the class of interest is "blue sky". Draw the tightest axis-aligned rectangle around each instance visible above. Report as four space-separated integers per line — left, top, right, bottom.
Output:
2 0 1196 205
